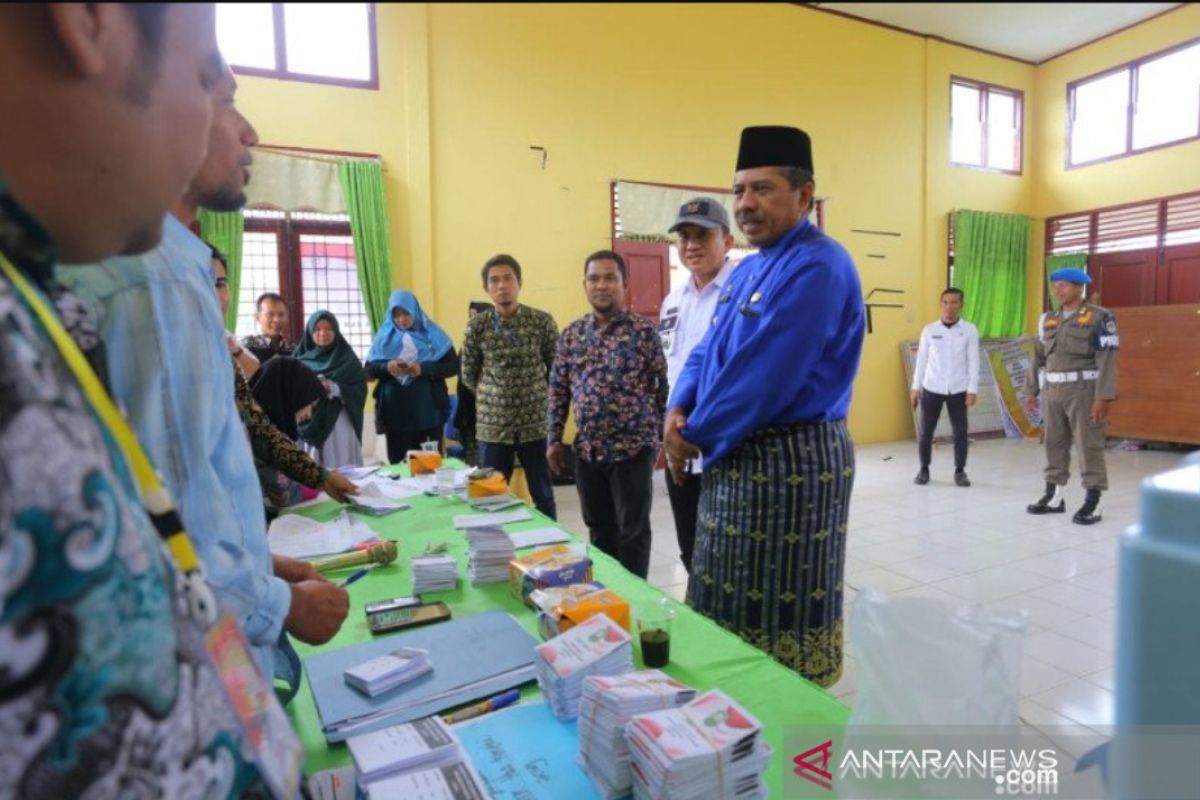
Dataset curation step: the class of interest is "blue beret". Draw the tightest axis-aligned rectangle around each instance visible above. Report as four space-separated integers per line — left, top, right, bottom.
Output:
1049 267 1091 285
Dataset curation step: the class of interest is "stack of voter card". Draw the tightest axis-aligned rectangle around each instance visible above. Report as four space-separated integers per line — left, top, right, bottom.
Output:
577 670 697 799
346 716 490 800
627 689 771 800
410 554 457 594
344 647 432 697
465 525 514 585
534 613 632 720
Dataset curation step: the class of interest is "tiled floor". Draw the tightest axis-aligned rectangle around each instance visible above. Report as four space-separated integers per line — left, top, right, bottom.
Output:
552 436 1193 741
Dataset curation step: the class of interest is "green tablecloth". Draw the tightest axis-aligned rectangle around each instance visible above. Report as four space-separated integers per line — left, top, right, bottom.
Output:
284 463 849 795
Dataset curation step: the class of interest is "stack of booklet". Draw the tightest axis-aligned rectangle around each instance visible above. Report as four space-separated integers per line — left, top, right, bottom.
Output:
411 554 458 594
627 689 772 800
576 671 697 799
346 716 491 800
534 613 632 720
344 647 432 698
465 525 514 585
466 494 524 512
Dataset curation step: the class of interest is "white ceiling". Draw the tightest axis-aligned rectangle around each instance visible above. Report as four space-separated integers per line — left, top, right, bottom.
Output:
809 3 1183 63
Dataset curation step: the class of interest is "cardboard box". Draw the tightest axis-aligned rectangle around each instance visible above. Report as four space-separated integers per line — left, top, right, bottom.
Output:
509 544 592 607
532 583 630 639
406 450 442 475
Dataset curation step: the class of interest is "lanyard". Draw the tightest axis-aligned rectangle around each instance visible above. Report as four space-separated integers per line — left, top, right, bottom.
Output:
0 252 217 626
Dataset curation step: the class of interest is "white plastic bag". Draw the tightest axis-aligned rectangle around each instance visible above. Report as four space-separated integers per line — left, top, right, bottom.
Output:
849 587 1028 727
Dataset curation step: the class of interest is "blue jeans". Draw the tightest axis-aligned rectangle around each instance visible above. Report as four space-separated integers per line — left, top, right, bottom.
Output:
479 439 557 520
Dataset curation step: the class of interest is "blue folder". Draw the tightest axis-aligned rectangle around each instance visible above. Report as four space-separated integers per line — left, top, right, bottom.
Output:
305 610 538 742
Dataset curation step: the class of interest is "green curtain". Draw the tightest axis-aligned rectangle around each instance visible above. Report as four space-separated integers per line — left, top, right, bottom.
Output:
952 209 1030 338
197 209 245 330
1045 252 1088 311
338 160 393 333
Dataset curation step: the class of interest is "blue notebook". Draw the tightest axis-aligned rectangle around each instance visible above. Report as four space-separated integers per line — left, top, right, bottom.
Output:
305 610 538 743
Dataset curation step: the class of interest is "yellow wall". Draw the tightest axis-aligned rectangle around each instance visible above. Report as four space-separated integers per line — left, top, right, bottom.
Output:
232 3 1198 444
1034 4 1200 220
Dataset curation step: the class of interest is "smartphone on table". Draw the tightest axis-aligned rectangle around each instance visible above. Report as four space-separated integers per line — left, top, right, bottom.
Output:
366 602 451 635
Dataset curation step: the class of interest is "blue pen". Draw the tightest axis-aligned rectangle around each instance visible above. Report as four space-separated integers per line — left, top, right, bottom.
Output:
443 689 521 724
337 564 379 588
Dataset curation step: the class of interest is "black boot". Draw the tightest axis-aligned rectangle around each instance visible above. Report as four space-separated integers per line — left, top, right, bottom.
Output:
954 469 971 487
1073 489 1103 525
914 466 930 485
1027 482 1066 514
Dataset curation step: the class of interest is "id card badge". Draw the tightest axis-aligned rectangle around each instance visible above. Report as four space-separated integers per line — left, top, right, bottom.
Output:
204 613 304 800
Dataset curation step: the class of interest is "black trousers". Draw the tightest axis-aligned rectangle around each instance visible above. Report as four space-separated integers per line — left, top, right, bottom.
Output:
386 428 442 465
664 468 702 573
575 449 654 579
478 439 557 520
917 390 968 469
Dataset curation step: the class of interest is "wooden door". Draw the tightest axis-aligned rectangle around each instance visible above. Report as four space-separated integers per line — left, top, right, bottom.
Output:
613 240 670 321
1091 248 1156 308
1161 243 1200 305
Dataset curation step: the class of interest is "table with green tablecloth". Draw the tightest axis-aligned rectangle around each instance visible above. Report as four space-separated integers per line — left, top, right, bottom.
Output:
284 463 849 796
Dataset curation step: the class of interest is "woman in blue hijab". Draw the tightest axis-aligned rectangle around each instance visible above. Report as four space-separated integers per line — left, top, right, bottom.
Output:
366 290 460 464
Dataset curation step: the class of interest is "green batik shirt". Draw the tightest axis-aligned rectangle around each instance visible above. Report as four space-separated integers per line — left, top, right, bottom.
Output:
459 304 558 444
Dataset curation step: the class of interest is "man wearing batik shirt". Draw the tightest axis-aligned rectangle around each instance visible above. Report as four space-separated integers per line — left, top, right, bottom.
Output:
548 250 668 579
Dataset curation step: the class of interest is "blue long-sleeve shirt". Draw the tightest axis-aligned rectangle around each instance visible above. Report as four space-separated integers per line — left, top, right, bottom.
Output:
668 218 865 464
59 215 290 682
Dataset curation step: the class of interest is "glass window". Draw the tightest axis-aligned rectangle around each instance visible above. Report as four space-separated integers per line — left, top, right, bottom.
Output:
284 4 373 82
1133 43 1200 150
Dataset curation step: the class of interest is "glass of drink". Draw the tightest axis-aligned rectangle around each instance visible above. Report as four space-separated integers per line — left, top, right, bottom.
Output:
637 598 677 669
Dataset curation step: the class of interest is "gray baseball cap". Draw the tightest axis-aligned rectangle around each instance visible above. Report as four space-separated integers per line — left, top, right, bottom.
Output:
668 196 730 233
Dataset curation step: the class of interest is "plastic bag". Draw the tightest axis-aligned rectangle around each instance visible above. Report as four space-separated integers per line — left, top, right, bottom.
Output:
849 587 1028 728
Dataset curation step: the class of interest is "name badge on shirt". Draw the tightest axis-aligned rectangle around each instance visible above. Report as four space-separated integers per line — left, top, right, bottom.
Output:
205 613 304 800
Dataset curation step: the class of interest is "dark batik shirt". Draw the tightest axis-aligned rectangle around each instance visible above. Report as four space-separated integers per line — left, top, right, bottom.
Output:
548 310 668 463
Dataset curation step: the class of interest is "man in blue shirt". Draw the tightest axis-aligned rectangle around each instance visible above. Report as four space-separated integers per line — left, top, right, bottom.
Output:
664 126 865 688
60 66 352 687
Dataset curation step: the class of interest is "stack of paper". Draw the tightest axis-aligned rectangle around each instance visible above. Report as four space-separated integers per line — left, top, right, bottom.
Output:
627 689 772 800
466 494 524 512
534 613 633 720
344 647 432 697
465 525 514 585
365 760 491 800
347 716 461 783
411 555 458 594
576 671 697 799
267 512 377 559
452 508 532 529
347 717 492 800
348 483 412 516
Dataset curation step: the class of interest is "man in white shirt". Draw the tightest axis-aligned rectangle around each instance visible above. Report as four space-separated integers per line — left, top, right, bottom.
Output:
910 287 980 487
660 197 736 571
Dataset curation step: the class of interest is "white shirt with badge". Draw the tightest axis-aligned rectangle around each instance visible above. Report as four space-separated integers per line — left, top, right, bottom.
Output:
912 318 980 396
660 259 735 471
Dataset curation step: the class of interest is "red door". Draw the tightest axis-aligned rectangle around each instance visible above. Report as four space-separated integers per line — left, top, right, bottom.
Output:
1160 243 1200 305
613 240 670 321
1091 248 1157 308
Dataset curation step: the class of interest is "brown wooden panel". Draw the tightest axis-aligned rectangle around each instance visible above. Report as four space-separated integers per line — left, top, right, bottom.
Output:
1162 243 1200 305
1092 248 1156 308
613 240 670 321
1106 303 1200 445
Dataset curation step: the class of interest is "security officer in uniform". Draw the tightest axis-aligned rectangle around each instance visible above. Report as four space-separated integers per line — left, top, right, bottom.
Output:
1023 268 1118 525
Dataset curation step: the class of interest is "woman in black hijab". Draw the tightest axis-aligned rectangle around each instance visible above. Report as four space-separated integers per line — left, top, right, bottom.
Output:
250 357 327 508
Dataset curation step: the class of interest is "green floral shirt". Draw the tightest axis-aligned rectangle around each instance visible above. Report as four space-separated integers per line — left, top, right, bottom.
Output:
459 304 558 444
